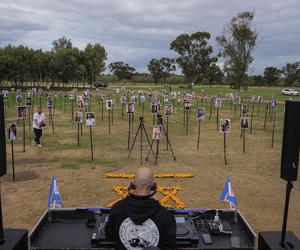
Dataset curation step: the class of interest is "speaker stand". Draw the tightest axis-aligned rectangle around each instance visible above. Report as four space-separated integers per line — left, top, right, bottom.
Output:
281 181 293 247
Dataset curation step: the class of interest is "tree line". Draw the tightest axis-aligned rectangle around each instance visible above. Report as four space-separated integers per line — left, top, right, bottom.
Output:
0 12 299 90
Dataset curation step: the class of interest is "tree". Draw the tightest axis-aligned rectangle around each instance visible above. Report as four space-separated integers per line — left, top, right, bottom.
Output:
204 63 223 87
216 11 258 90
170 31 216 87
147 57 176 84
281 62 300 86
263 66 281 85
51 37 80 85
52 36 72 51
83 43 107 84
108 62 135 81
253 75 264 87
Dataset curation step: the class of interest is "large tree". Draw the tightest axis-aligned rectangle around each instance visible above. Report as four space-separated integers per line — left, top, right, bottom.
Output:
216 11 258 90
204 63 223 87
281 62 300 86
147 57 176 84
170 31 216 87
263 66 281 86
108 61 135 81
50 39 78 84
83 43 107 84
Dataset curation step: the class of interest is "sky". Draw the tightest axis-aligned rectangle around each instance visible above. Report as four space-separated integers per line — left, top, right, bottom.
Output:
1 0 300 75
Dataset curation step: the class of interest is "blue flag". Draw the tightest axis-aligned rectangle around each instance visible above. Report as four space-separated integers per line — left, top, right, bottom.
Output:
220 177 237 208
48 176 63 208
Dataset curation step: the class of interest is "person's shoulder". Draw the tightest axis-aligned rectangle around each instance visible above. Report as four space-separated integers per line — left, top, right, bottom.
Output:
110 198 126 214
157 205 174 218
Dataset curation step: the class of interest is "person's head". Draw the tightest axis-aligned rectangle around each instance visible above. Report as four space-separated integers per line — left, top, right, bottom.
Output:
87 113 91 119
132 167 155 196
37 107 42 114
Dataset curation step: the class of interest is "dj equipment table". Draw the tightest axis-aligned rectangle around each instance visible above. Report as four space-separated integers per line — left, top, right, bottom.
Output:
30 208 256 250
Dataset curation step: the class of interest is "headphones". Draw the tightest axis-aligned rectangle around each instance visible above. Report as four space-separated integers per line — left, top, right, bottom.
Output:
128 181 157 197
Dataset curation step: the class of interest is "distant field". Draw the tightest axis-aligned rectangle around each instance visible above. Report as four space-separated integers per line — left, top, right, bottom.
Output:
111 83 300 101
1 85 300 240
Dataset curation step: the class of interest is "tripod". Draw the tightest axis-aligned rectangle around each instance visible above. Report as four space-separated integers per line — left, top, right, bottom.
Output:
128 117 155 164
146 114 176 165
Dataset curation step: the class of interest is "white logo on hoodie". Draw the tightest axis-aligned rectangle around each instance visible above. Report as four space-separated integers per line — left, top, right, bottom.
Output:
119 217 159 249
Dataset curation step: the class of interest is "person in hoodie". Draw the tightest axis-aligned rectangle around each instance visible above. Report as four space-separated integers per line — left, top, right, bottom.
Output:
105 167 177 250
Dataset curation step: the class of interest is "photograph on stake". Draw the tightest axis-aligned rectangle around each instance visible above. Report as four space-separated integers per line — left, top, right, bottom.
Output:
197 108 205 120
152 125 163 140
7 123 17 141
126 102 134 113
17 106 27 118
241 117 249 129
164 105 174 116
86 112 96 126
220 118 231 133
74 111 83 123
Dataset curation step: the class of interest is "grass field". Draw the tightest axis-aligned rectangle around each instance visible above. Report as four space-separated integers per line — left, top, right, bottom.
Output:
1 85 300 241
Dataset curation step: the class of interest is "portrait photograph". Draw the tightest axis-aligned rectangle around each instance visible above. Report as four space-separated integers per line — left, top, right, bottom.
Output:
164 105 173 116
130 96 137 103
258 96 263 102
74 111 83 123
17 106 27 118
16 95 22 103
220 119 231 133
2 89 9 97
26 97 32 106
215 98 222 108
86 112 96 126
140 95 146 103
126 103 134 113
84 97 90 106
151 104 158 114
152 125 162 140
120 95 126 104
197 108 205 120
106 100 113 110
184 101 191 110
47 97 53 109
68 93 74 100
77 98 84 110
240 117 249 129
7 123 17 141
241 104 247 114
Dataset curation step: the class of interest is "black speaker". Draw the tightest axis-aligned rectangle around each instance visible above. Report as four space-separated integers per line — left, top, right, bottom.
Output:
280 100 300 182
258 231 300 250
0 95 7 177
0 229 28 250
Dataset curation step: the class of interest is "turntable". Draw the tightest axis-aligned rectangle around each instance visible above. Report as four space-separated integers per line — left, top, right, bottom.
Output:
175 215 199 245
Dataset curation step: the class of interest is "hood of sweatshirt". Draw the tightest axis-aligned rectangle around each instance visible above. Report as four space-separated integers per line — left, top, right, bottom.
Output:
122 195 161 225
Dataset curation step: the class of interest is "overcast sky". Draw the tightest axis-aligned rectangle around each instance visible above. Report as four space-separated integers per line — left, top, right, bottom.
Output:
1 0 300 75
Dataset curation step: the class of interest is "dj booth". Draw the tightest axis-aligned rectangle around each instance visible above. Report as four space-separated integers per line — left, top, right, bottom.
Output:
29 208 256 250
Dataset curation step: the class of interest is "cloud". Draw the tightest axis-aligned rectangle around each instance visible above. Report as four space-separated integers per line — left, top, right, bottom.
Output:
1 0 300 74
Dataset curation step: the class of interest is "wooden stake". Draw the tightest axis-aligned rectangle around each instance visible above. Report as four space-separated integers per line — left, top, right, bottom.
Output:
89 126 94 161
22 118 25 152
224 133 227 165
243 128 246 153
197 119 201 150
11 140 15 181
